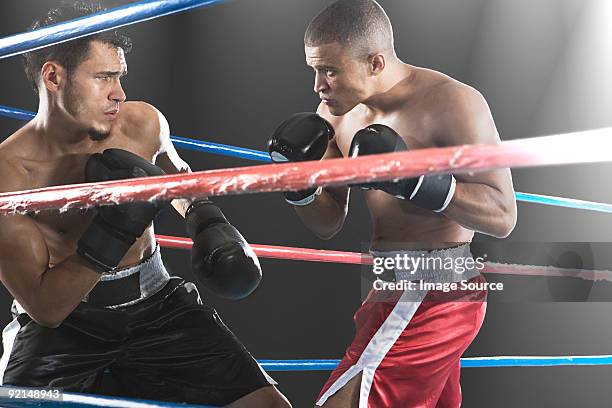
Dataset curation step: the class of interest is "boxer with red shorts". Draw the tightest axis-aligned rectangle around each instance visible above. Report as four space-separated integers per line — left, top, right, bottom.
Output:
317 246 487 407
268 1 517 406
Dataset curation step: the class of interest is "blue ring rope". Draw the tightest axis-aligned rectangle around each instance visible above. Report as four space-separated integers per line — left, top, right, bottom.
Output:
170 134 271 161
259 355 612 371
0 105 34 121
2 104 611 213
515 192 612 213
0 0 228 60
0 356 607 406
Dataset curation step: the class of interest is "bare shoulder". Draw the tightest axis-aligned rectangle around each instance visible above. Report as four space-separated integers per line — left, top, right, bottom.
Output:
434 80 487 111
0 128 34 193
421 74 497 145
0 158 28 194
411 67 486 112
120 101 162 134
117 101 168 156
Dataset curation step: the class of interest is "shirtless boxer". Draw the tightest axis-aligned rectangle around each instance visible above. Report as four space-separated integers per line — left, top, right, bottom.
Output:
0 3 289 407
268 1 516 407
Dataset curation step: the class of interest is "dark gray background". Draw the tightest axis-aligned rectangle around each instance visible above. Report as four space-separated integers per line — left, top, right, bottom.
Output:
1 0 612 406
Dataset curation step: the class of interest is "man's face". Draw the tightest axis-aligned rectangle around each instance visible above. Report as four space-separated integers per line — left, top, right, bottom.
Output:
305 43 369 116
62 40 127 139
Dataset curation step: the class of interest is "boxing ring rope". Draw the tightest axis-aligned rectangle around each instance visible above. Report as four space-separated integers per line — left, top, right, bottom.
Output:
1 128 612 214
0 0 228 60
7 353 609 406
155 235 612 282
514 191 612 213
158 234 369 265
260 355 612 371
2 105 611 214
0 355 610 407
0 105 33 121
0 354 611 407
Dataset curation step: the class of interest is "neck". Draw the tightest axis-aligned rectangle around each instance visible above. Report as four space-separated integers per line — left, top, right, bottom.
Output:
362 58 415 114
33 95 93 154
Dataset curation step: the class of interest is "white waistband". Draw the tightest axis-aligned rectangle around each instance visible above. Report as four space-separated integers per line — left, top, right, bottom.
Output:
12 245 171 315
370 244 481 283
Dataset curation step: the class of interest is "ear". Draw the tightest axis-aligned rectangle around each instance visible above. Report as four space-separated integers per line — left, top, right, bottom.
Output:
40 61 66 92
368 53 385 76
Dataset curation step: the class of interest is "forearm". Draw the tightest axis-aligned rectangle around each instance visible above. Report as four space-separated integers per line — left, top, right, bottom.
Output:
172 197 195 218
294 186 348 240
443 182 517 238
28 255 101 328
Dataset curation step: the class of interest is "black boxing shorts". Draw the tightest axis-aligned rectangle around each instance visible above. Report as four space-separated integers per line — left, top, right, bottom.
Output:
0 245 275 406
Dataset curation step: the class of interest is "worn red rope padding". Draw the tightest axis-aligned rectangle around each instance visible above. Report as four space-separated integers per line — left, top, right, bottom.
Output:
481 262 611 282
155 235 612 282
1 130 610 214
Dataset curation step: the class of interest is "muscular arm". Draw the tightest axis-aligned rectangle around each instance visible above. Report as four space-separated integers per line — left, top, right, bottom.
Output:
433 84 517 238
0 172 100 328
293 105 349 240
294 139 349 239
150 107 193 217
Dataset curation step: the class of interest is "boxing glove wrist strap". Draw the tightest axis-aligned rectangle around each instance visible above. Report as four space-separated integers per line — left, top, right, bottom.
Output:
285 186 323 206
410 174 456 212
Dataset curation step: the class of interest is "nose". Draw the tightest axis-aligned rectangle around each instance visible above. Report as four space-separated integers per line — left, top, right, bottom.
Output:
110 78 126 104
314 72 329 94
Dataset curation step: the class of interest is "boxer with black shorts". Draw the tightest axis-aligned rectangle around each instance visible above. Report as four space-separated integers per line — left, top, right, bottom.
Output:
268 1 517 407
0 3 290 407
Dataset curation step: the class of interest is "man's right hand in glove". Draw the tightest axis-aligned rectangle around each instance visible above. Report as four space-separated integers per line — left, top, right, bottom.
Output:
267 112 334 206
185 199 262 300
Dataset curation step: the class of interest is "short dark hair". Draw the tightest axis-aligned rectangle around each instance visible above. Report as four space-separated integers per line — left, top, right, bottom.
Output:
23 1 132 94
304 0 394 57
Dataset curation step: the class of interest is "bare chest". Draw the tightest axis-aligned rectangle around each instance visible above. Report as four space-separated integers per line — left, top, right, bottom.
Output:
30 208 94 251
332 109 437 157
329 107 467 245
22 144 155 258
22 154 93 255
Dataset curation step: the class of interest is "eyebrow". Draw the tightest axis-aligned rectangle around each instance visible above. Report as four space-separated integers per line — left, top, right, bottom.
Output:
312 65 336 71
97 70 127 77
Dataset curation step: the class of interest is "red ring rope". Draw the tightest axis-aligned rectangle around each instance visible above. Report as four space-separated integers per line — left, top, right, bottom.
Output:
155 235 612 282
1 129 610 214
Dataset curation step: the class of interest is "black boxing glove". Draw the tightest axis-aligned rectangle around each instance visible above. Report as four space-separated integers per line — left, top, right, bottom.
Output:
77 149 167 272
268 112 334 206
185 199 262 300
349 124 456 212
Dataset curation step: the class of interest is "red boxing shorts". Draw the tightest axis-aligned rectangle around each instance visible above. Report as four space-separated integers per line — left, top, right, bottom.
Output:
317 244 487 408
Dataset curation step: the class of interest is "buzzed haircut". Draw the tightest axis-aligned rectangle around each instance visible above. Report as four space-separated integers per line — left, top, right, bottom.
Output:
23 1 132 94
304 0 394 57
